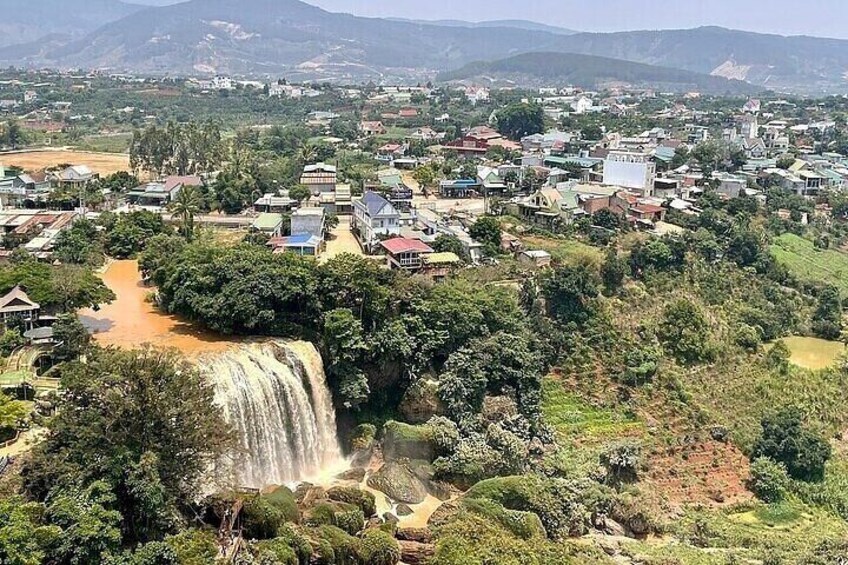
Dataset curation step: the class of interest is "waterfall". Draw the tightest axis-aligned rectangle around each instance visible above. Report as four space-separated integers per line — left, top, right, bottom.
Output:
204 340 344 489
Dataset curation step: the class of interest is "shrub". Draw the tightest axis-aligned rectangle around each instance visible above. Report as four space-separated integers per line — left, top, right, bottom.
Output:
748 457 790 503
360 529 399 565
427 416 460 456
751 407 831 482
734 323 761 351
164 529 218 565
599 442 642 486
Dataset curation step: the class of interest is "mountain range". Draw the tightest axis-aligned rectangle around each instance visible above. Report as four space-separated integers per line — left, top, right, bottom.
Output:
1 0 848 93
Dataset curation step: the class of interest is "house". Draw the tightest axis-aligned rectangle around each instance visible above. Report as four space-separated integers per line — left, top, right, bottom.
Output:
741 137 767 160
251 213 285 237
603 151 656 197
291 207 326 239
439 179 480 198
128 176 200 207
421 252 461 282
376 143 407 163
380 237 434 271
0 286 40 331
254 193 297 213
352 191 401 251
519 250 552 268
743 99 762 114
269 233 322 256
464 86 490 105
571 96 593 115
715 173 748 198
300 163 337 194
54 165 97 188
653 178 681 199
360 121 386 136
409 127 442 142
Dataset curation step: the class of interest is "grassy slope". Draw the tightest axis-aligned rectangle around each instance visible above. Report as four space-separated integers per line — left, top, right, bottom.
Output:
771 232 848 296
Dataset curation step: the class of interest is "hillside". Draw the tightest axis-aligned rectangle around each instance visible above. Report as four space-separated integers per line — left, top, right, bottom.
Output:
0 0 142 48
388 18 578 35
1 1 848 92
437 51 761 95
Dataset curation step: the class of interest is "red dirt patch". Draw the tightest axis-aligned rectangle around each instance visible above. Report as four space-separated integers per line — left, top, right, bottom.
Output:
643 440 752 509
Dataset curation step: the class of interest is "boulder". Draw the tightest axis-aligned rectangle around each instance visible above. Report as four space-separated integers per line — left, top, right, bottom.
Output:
398 540 435 565
399 379 445 424
382 421 435 462
367 461 428 504
396 527 433 544
335 467 367 482
395 503 414 517
427 500 461 528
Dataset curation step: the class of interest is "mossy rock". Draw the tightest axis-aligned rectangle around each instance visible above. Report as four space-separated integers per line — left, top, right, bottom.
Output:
462 498 546 540
360 529 401 565
350 423 377 451
303 502 341 528
242 490 299 540
367 461 428 504
382 421 435 462
314 525 362 564
253 538 299 565
264 487 300 522
275 524 312 565
327 486 377 517
303 501 364 536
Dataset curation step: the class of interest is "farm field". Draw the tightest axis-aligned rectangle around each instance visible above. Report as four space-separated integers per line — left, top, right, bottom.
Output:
0 149 130 175
771 232 848 296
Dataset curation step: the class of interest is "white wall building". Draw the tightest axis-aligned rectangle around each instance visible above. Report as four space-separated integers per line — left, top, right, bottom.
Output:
603 151 657 197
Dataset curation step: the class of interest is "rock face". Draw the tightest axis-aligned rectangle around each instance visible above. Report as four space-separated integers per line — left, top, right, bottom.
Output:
382 421 435 462
335 468 366 482
399 379 445 424
396 503 414 517
367 461 428 505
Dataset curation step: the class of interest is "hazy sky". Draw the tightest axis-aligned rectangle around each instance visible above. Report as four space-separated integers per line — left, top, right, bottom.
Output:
135 0 848 39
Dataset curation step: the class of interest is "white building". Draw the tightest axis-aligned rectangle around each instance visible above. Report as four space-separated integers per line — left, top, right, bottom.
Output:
603 151 657 197
352 191 401 251
571 96 593 114
464 86 490 105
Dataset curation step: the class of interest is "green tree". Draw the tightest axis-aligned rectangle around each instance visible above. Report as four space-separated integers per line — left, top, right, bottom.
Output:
0 389 28 440
540 264 600 326
51 313 92 361
323 309 369 409
0 497 61 565
600 249 628 294
468 217 502 257
54 219 103 265
170 185 202 242
22 348 234 544
751 407 831 482
495 103 545 140
658 300 712 364
812 284 843 340
748 457 789 503
431 235 469 262
289 184 312 203
46 481 123 564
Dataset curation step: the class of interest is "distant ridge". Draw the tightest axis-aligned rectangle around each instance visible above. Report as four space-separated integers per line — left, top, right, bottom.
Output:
386 18 577 36
438 51 762 95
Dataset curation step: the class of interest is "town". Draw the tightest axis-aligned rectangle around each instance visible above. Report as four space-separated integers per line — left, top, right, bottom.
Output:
0 45 848 565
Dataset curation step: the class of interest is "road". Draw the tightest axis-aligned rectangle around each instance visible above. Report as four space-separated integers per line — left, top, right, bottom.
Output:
322 216 364 261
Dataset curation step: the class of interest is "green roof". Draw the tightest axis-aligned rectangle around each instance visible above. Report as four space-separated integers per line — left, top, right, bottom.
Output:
252 213 284 231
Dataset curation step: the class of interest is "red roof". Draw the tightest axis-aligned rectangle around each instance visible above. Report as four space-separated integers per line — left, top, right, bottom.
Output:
380 238 433 255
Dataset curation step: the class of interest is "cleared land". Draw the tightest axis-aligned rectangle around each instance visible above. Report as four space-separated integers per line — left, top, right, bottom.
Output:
0 149 130 175
771 232 848 296
774 336 846 370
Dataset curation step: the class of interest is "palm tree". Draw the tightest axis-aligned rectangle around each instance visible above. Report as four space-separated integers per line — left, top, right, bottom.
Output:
298 142 317 165
170 184 202 242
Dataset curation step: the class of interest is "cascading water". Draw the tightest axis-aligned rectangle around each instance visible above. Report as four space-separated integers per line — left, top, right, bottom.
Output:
204 340 344 489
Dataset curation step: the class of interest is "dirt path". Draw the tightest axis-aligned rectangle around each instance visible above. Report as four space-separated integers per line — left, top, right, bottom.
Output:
321 216 363 261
